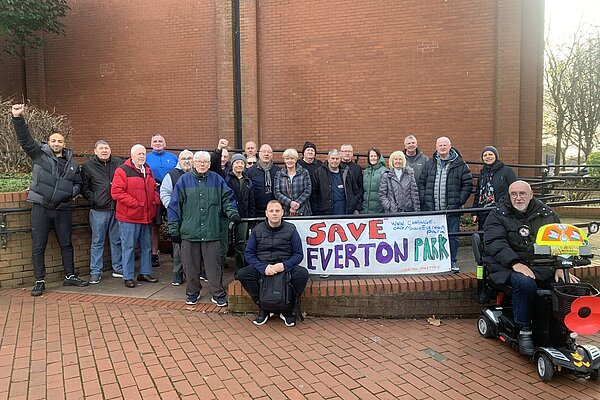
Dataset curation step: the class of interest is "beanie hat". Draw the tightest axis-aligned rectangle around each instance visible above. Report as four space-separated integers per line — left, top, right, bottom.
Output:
302 141 317 154
230 153 246 164
481 146 499 161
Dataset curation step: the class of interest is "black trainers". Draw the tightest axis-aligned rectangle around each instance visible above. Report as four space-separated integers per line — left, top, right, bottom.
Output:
31 280 45 297
518 330 535 356
211 296 228 307
280 312 296 327
253 310 271 326
152 254 160 268
64 275 89 287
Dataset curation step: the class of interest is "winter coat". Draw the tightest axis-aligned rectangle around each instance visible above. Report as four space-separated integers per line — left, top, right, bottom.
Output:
246 163 282 214
274 165 312 216
225 171 255 219
418 148 473 211
297 158 323 177
244 220 304 275
473 161 517 209
167 169 239 241
12 116 81 210
404 149 429 183
81 155 124 210
310 163 361 215
361 157 387 214
340 161 364 212
483 197 560 285
111 159 160 224
378 167 421 213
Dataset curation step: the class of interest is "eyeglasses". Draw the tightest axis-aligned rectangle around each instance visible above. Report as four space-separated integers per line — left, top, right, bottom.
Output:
194 160 209 164
180 157 193 161
247 161 256 165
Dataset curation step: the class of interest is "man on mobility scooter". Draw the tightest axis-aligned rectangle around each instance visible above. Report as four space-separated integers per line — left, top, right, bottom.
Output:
482 180 580 356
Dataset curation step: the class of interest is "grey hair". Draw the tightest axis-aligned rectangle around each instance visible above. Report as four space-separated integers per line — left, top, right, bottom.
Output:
193 151 211 161
404 135 416 142
179 149 193 159
328 149 340 157
130 144 146 155
94 140 110 149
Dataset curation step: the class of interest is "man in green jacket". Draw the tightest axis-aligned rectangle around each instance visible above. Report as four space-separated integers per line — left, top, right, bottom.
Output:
167 151 241 306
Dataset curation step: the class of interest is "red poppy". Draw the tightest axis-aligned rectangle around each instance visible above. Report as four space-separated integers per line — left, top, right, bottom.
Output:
564 296 600 335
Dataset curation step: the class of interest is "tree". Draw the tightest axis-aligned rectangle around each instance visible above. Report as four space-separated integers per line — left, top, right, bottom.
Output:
0 0 70 56
544 29 600 173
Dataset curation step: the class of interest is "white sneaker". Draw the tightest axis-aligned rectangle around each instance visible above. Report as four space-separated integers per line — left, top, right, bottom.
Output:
112 271 123 278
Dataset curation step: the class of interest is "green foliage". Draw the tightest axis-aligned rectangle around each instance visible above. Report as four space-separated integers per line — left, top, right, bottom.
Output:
0 97 72 173
0 172 30 192
0 0 70 56
587 152 600 177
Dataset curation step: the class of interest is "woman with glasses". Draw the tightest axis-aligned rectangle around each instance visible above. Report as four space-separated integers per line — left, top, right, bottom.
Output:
274 148 312 216
472 146 517 230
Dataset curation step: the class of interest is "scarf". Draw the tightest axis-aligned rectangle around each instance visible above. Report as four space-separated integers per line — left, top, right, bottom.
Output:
258 160 273 194
478 165 496 207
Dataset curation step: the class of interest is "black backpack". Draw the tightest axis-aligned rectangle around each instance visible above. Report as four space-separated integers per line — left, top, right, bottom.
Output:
259 271 304 320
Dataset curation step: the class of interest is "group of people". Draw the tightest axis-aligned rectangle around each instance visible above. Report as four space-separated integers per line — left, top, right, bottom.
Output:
14 102 572 331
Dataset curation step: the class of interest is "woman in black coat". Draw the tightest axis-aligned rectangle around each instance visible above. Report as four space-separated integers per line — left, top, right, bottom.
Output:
472 146 517 230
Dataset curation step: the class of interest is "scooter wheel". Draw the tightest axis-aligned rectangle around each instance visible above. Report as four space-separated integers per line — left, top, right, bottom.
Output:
590 369 599 381
536 353 555 382
476 316 493 338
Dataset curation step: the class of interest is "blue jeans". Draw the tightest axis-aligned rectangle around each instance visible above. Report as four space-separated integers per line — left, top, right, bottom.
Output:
119 222 152 280
89 209 122 275
510 272 538 328
446 214 460 263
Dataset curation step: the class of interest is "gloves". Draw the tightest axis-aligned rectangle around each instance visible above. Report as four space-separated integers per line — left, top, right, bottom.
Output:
171 235 182 244
231 215 242 224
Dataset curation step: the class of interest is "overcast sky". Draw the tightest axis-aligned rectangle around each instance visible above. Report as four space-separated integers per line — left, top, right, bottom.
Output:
545 0 600 45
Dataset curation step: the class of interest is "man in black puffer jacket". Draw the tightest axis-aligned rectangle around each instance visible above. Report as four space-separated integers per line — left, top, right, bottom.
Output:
482 180 578 355
11 104 88 296
81 140 124 284
238 200 308 327
419 136 473 273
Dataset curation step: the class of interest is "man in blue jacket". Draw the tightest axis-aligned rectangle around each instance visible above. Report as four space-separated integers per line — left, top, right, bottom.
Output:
246 144 281 218
11 104 88 296
239 200 309 327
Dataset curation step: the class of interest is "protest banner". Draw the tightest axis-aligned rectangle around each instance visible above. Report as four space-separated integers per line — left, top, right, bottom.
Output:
292 215 451 275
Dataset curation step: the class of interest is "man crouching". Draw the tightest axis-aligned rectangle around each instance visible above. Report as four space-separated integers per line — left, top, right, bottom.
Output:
239 200 309 326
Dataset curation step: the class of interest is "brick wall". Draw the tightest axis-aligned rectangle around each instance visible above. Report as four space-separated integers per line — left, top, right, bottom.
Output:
0 0 543 167
0 192 93 288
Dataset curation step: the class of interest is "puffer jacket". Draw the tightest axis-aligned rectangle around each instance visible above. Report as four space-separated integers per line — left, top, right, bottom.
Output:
167 169 240 241
244 220 303 274
13 116 81 209
81 155 124 210
274 164 312 216
111 159 160 224
361 156 386 214
418 147 473 211
483 196 560 285
310 162 361 215
378 166 421 213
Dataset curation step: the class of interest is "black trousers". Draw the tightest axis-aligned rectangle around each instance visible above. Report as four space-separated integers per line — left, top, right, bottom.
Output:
31 203 75 280
237 266 309 310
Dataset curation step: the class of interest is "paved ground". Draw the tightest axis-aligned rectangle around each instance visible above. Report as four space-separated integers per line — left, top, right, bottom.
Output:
0 291 599 400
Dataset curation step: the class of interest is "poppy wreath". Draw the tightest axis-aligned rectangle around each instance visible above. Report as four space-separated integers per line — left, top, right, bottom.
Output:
564 296 600 335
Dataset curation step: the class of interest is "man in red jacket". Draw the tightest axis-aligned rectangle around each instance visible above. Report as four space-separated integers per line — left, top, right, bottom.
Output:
111 144 161 288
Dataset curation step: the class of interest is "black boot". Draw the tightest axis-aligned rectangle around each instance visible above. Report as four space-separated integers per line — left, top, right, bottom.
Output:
518 329 535 356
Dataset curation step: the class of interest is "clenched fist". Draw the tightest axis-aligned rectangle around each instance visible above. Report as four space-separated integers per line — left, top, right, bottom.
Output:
11 104 25 117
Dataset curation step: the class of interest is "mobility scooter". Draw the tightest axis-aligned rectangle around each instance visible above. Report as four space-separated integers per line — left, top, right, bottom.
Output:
473 222 600 382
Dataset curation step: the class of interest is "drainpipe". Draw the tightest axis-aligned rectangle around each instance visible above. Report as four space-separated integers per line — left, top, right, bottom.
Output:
232 0 243 149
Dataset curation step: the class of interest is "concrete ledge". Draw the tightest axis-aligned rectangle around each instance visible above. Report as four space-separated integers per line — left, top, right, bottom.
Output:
228 264 600 319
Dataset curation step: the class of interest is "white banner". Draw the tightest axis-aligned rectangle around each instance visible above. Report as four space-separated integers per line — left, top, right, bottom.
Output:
292 215 451 275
